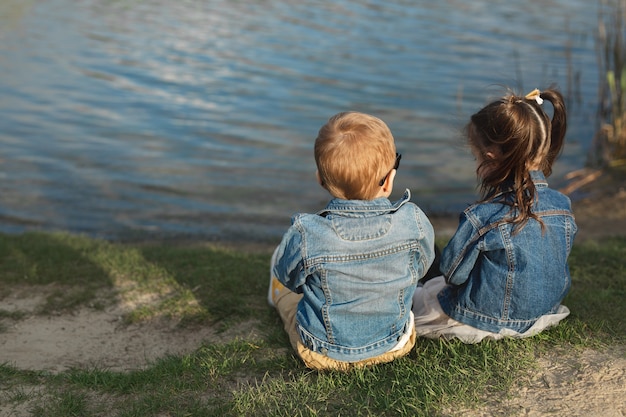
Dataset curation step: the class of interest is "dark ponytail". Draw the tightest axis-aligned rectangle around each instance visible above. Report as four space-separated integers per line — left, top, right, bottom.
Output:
539 89 567 176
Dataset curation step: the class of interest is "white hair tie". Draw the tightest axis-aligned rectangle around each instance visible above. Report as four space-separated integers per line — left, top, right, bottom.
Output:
525 88 543 105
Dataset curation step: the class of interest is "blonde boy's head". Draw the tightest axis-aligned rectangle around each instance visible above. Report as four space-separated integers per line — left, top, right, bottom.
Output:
314 112 396 200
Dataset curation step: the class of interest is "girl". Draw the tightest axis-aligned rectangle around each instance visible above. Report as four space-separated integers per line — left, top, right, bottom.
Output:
412 88 577 343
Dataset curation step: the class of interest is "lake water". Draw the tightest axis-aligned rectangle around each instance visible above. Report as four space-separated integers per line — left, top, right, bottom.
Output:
0 0 602 242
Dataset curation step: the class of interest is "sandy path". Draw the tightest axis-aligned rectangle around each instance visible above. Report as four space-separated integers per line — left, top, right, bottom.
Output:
0 290 259 372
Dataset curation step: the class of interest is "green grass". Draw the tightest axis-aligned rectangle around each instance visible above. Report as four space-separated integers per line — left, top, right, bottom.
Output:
0 232 624 416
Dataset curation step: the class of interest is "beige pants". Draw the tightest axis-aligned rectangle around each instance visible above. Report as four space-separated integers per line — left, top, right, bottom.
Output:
274 286 416 371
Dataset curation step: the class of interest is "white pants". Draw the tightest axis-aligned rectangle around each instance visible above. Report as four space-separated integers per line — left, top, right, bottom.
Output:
412 276 570 344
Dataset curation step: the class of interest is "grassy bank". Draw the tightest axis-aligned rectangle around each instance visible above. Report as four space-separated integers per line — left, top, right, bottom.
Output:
0 232 624 416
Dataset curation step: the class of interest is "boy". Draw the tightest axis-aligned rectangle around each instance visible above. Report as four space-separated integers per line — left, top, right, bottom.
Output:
269 111 435 370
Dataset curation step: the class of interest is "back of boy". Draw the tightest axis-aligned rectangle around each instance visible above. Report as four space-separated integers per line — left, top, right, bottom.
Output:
269 111 435 370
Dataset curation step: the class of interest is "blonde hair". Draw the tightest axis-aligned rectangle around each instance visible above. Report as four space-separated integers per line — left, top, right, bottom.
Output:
315 112 396 200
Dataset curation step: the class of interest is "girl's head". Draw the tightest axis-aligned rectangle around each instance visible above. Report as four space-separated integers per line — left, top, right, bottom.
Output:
466 88 567 230
315 111 397 200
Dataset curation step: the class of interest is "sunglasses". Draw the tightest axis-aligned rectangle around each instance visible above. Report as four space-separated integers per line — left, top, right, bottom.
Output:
379 153 402 186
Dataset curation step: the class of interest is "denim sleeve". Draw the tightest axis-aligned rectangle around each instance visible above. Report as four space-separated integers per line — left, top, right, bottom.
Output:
440 212 481 285
272 222 307 293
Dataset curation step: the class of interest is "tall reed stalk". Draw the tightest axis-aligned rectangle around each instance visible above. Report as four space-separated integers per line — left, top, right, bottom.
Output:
593 0 626 166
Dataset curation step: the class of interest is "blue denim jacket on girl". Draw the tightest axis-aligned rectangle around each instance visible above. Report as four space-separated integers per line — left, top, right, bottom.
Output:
272 189 435 362
438 171 577 333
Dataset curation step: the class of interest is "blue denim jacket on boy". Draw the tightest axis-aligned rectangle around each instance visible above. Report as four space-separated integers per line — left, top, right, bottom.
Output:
272 189 435 362
438 171 577 333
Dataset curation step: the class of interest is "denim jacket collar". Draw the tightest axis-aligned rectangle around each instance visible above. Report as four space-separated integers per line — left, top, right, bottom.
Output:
316 189 411 217
529 170 548 188
489 171 549 201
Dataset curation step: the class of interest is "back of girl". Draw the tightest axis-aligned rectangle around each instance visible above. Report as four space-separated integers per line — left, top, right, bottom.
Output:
412 88 577 343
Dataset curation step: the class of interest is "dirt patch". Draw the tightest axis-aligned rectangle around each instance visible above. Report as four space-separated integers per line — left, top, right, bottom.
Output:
446 347 626 417
0 289 261 372
565 167 626 241
501 347 626 416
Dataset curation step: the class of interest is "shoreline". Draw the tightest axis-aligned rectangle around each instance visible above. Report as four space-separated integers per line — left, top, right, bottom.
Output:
1 168 623 252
